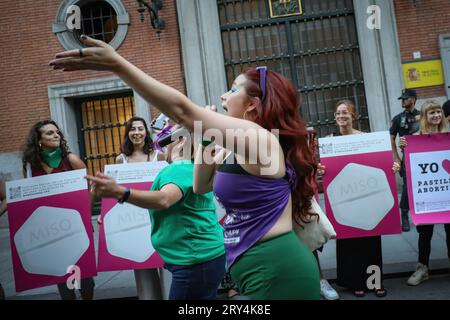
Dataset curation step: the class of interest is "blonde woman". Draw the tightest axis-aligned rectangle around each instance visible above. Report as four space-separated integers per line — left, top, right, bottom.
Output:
22 120 95 300
399 100 450 286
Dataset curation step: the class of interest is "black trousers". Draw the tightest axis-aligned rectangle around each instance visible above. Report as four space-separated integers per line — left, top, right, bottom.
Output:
399 162 409 211
417 224 450 266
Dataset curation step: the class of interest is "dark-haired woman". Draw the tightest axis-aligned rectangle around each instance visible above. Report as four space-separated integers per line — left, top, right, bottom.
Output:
117 116 164 164
98 116 165 299
22 120 95 300
50 36 321 300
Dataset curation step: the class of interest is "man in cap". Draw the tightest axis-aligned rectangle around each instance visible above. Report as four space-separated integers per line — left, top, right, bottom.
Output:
389 89 420 232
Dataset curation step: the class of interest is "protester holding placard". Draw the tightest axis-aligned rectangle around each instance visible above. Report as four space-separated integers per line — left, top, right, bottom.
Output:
116 116 163 163
399 100 450 286
97 116 165 300
49 35 321 300
319 100 389 298
87 125 226 300
21 120 95 300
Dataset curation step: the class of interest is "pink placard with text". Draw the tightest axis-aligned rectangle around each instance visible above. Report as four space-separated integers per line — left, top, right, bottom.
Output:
97 162 168 272
319 132 401 239
6 169 97 292
404 133 450 225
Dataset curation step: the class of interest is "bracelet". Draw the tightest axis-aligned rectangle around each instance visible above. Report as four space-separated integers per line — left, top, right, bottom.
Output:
118 187 130 204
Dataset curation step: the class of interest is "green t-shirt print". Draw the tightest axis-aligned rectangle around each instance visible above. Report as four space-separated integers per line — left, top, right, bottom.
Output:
149 160 225 265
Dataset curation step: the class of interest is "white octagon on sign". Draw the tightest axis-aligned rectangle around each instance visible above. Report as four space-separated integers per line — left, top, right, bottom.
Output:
327 163 394 230
14 206 89 276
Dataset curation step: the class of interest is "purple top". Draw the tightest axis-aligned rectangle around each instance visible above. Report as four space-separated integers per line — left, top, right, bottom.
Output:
213 163 296 268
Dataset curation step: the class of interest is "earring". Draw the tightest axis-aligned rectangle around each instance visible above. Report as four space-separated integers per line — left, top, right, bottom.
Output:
39 143 42 149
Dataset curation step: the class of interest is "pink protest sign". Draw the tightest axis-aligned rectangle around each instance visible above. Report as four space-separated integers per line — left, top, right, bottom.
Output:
404 133 450 225
97 161 168 272
319 131 401 239
5 169 97 292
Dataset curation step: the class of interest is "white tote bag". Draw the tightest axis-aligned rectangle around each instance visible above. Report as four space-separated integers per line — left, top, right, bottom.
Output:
293 197 336 251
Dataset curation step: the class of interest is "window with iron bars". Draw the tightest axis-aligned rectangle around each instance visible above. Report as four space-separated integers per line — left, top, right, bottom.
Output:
73 0 118 44
217 0 370 138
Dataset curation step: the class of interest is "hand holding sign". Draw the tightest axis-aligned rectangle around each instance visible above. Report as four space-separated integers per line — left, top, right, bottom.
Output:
6 170 96 292
96 162 167 272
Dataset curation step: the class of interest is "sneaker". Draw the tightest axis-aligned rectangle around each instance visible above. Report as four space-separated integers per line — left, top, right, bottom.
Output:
320 279 339 300
407 263 429 286
401 214 410 232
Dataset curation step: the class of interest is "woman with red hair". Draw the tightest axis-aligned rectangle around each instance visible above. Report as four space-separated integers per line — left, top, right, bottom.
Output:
50 35 320 300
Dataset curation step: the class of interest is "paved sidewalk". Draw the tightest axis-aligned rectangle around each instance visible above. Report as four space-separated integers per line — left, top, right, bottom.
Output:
1 195 449 300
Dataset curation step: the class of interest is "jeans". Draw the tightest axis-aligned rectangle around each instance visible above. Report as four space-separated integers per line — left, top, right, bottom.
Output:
417 224 450 266
165 254 226 300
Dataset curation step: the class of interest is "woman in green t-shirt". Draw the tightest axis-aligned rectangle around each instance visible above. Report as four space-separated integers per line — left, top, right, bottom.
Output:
87 126 226 300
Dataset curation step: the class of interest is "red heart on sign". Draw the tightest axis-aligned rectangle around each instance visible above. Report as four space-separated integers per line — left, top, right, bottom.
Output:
443 159 450 174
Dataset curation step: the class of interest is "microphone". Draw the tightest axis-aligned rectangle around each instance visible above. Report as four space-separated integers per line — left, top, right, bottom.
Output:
155 127 188 148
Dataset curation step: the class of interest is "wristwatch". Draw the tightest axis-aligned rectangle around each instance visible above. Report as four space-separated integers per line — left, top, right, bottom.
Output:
118 187 131 204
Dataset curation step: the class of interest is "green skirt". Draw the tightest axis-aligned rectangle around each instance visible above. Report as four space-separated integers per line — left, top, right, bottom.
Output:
230 231 320 300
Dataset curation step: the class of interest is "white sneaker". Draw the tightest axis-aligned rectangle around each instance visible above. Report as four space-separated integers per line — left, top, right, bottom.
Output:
407 263 429 286
320 279 339 300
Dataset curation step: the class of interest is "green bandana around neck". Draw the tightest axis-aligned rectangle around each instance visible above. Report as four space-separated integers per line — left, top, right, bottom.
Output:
40 147 62 169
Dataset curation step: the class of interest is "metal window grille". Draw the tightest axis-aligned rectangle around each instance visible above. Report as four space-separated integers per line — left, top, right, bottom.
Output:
76 92 136 176
217 0 370 137
76 1 118 43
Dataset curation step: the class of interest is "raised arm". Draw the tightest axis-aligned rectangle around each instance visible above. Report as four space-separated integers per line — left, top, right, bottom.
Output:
49 36 283 175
